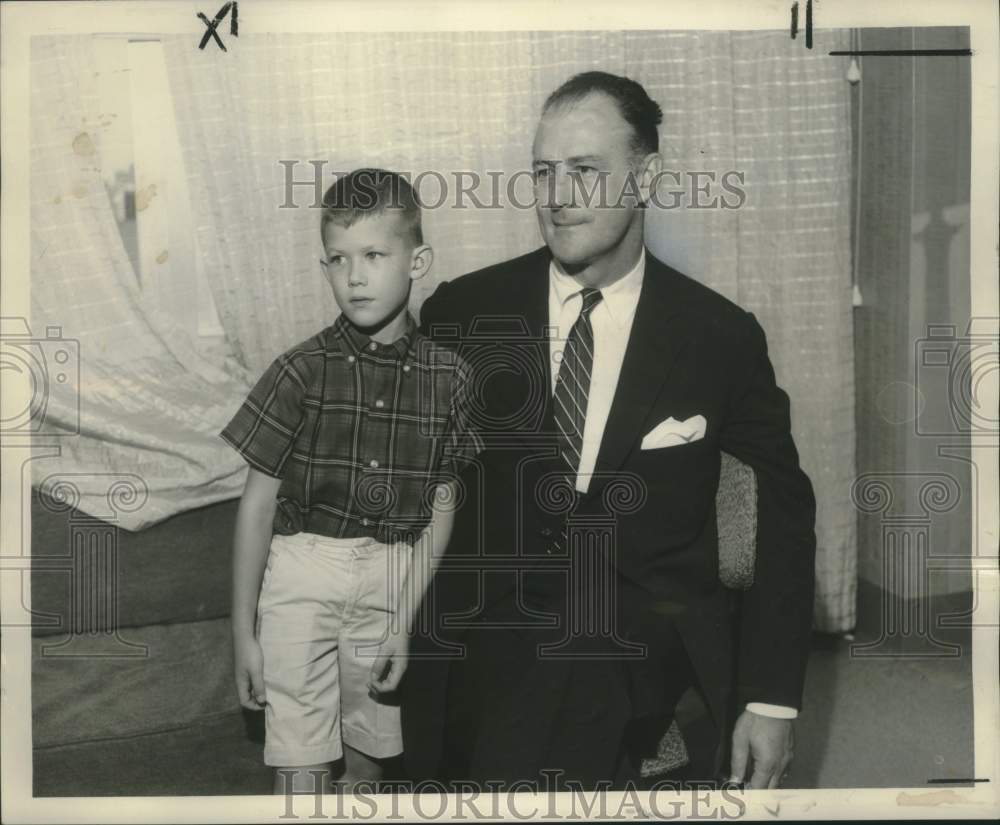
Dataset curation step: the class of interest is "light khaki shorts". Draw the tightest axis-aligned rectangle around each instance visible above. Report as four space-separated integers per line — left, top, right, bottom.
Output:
256 532 412 766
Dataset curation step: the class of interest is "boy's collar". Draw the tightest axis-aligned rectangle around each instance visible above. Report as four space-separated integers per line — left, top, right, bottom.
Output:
335 312 417 360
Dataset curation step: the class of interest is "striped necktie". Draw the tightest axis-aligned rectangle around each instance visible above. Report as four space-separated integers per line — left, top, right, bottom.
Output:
553 287 603 483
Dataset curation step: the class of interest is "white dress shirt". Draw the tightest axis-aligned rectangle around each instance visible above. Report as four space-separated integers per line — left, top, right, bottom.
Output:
546 251 797 722
548 251 644 495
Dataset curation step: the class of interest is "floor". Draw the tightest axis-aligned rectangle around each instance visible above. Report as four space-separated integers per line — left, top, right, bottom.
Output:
34 584 976 795
671 581 976 789
788 584 975 788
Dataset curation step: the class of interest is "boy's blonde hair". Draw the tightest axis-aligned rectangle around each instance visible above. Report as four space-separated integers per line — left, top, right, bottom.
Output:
321 168 423 245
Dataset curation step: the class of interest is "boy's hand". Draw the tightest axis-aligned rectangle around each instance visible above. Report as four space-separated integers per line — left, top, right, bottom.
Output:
368 628 409 695
233 634 267 710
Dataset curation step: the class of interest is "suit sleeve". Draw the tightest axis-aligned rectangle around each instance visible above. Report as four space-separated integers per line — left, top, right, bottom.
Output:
718 312 817 711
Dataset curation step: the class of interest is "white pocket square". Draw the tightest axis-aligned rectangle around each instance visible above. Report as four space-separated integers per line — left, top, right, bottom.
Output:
640 415 707 450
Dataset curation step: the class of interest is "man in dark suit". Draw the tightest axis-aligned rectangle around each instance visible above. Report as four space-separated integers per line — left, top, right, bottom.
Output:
401 71 816 791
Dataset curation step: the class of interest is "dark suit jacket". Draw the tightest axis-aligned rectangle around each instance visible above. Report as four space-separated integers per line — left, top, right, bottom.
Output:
403 246 816 778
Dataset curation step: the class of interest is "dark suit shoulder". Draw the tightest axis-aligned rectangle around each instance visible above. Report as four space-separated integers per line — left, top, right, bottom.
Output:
440 247 548 303
645 252 753 330
420 247 549 334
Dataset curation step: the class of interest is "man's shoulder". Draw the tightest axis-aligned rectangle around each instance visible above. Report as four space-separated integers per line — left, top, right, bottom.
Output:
645 252 753 330
428 247 548 305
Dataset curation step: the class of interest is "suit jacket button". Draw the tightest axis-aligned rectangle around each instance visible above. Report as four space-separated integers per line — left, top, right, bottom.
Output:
540 527 553 537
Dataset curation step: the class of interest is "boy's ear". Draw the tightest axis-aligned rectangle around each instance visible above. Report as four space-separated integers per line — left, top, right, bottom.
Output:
319 258 335 288
410 244 434 281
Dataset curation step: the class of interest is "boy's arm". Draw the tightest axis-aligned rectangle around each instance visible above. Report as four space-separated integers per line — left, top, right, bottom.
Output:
231 467 283 709
398 481 457 631
368 480 457 693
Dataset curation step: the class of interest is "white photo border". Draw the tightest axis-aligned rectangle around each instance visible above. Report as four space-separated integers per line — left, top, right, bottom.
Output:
2 0 997 821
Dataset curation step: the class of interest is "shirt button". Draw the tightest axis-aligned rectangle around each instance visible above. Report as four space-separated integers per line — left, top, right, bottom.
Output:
374 400 384 409
369 342 378 351
347 355 356 364
369 459 379 469
360 518 371 527
403 365 411 373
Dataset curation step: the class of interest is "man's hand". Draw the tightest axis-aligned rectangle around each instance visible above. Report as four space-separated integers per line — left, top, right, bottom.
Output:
233 633 267 710
368 628 409 695
728 709 794 789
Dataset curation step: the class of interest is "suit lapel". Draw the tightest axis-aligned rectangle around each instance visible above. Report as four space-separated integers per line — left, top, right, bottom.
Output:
584 252 694 502
503 248 696 493
498 247 556 439
518 247 554 402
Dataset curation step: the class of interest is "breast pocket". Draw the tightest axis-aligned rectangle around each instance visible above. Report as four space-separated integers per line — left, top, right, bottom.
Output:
622 438 718 540
630 437 718 506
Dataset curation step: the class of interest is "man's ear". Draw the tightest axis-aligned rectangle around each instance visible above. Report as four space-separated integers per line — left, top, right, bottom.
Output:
636 152 663 205
410 244 434 281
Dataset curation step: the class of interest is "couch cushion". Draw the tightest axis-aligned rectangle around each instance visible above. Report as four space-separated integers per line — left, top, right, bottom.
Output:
34 711 270 796
33 617 238 747
30 491 238 635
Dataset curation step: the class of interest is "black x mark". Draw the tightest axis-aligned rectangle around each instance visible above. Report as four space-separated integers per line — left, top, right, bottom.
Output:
198 1 238 52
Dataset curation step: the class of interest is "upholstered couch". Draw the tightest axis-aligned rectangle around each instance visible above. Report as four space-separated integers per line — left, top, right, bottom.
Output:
31 455 755 795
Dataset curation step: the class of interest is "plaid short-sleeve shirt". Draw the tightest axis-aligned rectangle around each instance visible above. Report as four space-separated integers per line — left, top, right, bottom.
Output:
220 313 482 543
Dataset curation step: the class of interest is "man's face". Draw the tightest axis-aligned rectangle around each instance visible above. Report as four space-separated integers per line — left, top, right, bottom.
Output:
532 92 646 272
321 211 419 335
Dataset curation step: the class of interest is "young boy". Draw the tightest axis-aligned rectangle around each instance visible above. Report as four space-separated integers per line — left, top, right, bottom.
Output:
221 169 480 794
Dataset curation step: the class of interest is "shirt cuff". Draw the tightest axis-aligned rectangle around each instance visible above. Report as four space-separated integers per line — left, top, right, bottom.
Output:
746 702 798 720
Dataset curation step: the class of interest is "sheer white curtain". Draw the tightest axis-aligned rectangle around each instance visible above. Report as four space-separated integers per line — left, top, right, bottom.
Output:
28 30 854 627
162 33 543 375
29 36 253 529
163 30 856 630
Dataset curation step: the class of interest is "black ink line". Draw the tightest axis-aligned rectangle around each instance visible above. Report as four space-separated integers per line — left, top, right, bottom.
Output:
197 2 233 52
790 2 798 40
805 0 812 50
927 778 990 784
231 1 238 37
197 12 224 51
198 12 226 51
829 49 973 57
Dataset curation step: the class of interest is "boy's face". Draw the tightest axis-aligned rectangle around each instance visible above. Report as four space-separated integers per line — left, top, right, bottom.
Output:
321 211 431 341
